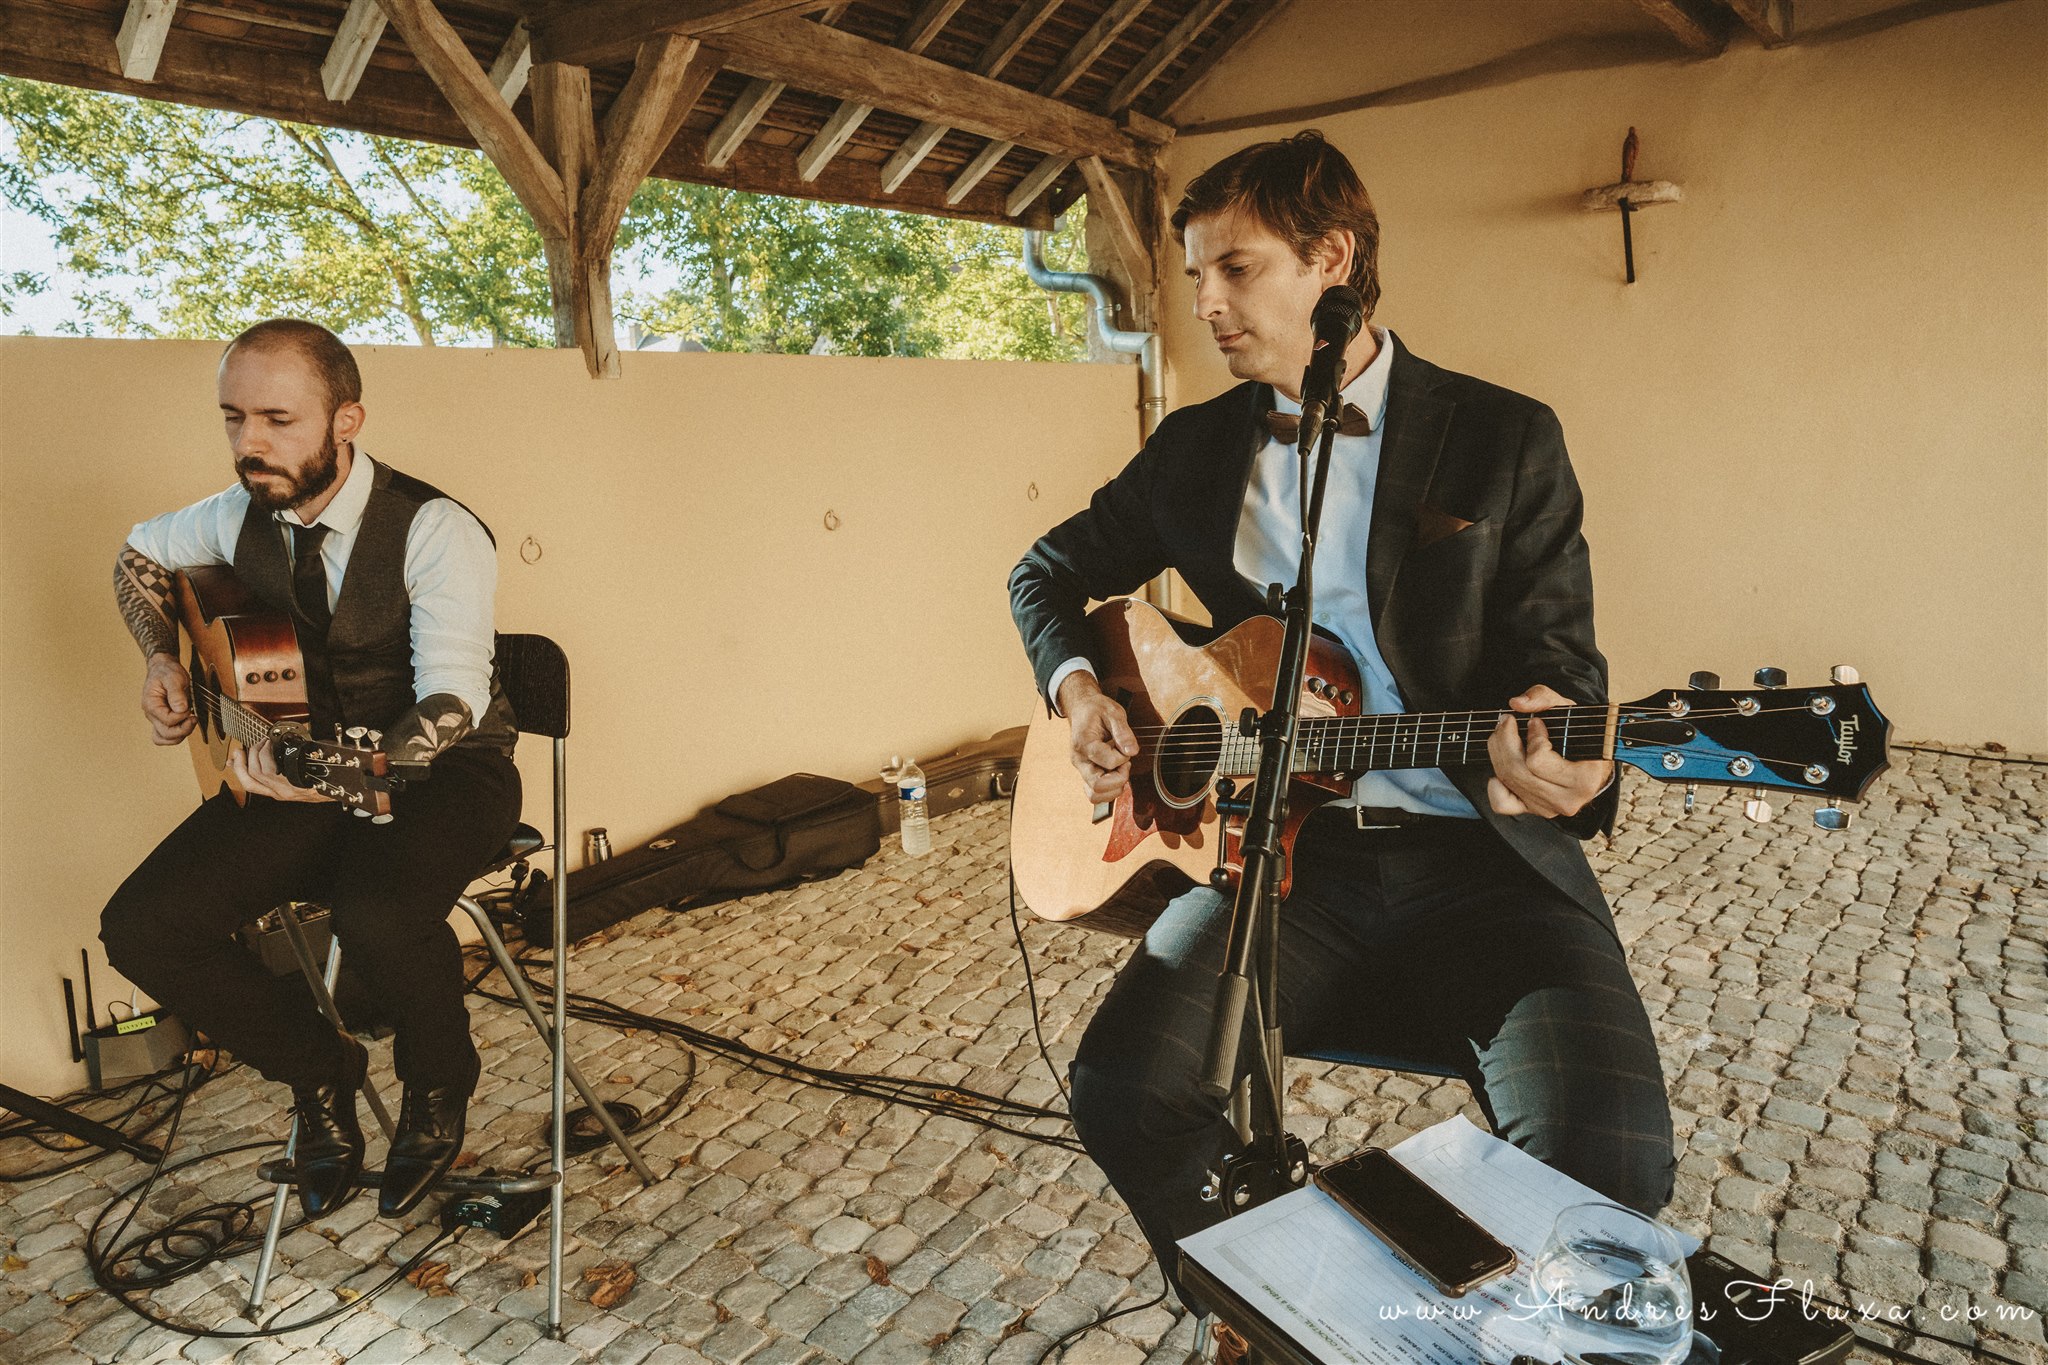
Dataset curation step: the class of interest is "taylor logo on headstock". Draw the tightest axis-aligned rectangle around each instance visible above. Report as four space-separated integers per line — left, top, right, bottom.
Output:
1836 715 1861 765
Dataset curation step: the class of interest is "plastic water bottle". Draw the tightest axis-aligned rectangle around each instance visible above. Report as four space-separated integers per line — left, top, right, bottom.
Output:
891 755 932 856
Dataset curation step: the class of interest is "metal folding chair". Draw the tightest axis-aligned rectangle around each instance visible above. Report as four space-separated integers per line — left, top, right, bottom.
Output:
247 633 655 1336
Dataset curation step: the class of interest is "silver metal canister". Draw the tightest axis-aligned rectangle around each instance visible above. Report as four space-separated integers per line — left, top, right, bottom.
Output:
586 828 612 864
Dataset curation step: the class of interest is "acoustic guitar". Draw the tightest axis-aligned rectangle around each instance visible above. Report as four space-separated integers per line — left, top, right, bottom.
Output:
174 565 413 816
1009 598 1891 937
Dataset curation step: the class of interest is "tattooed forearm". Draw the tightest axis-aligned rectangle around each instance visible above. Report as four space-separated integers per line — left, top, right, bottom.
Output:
116 546 179 660
379 693 474 768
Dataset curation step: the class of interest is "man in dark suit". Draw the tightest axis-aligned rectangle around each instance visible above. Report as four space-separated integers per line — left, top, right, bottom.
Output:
1010 132 1674 1313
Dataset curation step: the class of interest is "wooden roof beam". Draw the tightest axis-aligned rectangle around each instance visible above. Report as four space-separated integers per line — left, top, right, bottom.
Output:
115 0 179 82
589 34 718 254
531 0 837 68
488 19 532 103
322 0 388 103
796 0 964 183
1154 0 1290 122
704 76 785 167
1075 155 1148 283
1725 0 1794 46
1628 0 1736 54
710 11 1153 169
947 0 1151 203
378 0 568 239
1006 1 1227 218
878 0 1063 193
1100 0 1232 113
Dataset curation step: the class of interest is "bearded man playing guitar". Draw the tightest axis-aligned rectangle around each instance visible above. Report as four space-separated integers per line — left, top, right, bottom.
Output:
101 319 520 1219
1009 133 1675 1314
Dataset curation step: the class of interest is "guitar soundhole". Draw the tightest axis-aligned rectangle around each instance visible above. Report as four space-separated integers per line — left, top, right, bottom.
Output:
1156 705 1225 808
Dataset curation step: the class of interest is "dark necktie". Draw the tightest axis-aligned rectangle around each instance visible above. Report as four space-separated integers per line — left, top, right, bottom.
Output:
289 522 333 632
1264 402 1374 445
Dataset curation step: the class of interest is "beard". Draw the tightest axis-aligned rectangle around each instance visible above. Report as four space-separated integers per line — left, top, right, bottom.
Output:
237 430 342 512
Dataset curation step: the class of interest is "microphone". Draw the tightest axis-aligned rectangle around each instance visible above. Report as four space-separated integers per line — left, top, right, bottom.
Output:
1298 285 1364 442
1311 284 1364 352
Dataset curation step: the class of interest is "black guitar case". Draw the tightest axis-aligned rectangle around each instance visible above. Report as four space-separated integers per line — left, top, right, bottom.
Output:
520 773 881 944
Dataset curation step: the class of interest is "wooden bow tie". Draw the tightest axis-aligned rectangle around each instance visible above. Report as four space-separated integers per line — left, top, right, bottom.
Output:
1264 403 1374 444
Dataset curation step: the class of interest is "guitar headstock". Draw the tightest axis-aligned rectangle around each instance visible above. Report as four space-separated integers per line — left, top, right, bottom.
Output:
275 726 412 817
1614 667 1890 824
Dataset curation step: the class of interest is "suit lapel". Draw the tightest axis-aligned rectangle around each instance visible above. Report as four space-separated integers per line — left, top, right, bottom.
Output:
1366 337 1455 625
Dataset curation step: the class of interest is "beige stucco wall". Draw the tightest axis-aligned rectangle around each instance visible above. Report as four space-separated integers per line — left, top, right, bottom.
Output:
1161 0 2048 752
0 337 1136 1095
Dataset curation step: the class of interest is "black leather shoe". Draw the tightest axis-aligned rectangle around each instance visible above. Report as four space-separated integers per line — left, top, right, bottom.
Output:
379 1081 469 1216
289 1036 368 1218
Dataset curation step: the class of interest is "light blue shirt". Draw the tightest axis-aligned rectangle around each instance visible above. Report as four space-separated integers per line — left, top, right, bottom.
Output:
1239 329 1478 818
1050 327 1478 819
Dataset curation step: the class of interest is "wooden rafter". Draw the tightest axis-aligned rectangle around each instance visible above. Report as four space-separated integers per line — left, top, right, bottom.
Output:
1629 0 1736 54
1006 0 1229 219
707 12 1152 170
1075 156 1148 285
529 0 837 67
377 0 567 239
704 76 785 167
322 0 388 103
115 0 179 82
1154 0 1289 122
947 0 1151 206
1725 0 1794 46
589 35 717 256
878 0 1063 193
794 0 964 184
488 19 532 103
1101 0 1232 113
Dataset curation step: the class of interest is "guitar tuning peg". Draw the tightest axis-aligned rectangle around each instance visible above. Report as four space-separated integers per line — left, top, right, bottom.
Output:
1829 664 1860 685
1687 671 1720 691
365 730 382 747
1683 782 1698 815
1813 802 1852 831
350 807 371 819
1743 791 1775 823
370 813 394 825
345 725 368 743
1754 667 1787 689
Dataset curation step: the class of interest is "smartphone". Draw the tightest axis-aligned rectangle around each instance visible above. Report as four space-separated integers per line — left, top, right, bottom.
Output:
1313 1148 1517 1296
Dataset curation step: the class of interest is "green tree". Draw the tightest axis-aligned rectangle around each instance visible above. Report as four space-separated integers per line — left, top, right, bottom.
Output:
0 77 1091 360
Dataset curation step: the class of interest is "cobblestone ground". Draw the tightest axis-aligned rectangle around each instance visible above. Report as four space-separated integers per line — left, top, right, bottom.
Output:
2 744 2043 1365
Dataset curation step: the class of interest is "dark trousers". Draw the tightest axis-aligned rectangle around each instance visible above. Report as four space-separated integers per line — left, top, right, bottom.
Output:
1069 812 1675 1305
101 747 520 1093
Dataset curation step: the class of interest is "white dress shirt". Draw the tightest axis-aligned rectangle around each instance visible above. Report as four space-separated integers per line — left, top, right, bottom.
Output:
1052 327 1479 819
127 450 497 723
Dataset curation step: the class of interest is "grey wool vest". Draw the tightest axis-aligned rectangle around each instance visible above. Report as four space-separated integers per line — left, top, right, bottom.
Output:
232 459 518 754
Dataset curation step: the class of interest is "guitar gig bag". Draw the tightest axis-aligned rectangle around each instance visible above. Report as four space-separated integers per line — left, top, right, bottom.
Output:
521 773 881 944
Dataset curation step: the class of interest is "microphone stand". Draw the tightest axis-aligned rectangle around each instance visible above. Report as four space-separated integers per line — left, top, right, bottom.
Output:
1194 339 1348 1215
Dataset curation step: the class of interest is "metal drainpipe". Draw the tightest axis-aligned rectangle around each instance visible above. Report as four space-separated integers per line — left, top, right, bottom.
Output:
1023 229 1172 609
1022 229 1165 441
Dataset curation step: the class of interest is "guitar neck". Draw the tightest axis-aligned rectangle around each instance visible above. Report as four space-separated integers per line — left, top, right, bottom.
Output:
1217 704 1617 778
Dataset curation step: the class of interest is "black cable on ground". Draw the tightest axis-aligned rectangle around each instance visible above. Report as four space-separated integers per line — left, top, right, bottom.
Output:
1893 744 2048 767
468 950 1085 1155
1008 863 1074 1111
1029 1288 1171 1365
0 1058 231 1182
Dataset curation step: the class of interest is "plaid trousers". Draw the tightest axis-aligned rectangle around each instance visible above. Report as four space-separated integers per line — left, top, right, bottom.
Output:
1067 810 1675 1305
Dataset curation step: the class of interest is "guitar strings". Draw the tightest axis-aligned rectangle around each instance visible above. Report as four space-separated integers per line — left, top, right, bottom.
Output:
1119 701 1840 753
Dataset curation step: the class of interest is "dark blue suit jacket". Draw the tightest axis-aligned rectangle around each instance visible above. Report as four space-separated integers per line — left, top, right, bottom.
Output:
1009 336 1622 933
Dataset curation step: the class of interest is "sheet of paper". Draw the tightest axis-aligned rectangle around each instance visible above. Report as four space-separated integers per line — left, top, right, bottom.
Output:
1177 1116 1700 1365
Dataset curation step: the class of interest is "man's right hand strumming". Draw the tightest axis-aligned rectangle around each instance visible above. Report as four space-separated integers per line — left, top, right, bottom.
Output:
143 651 196 745
1059 670 1139 803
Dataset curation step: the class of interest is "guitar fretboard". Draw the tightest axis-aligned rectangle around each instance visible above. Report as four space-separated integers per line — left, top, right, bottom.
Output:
1214 704 1617 778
